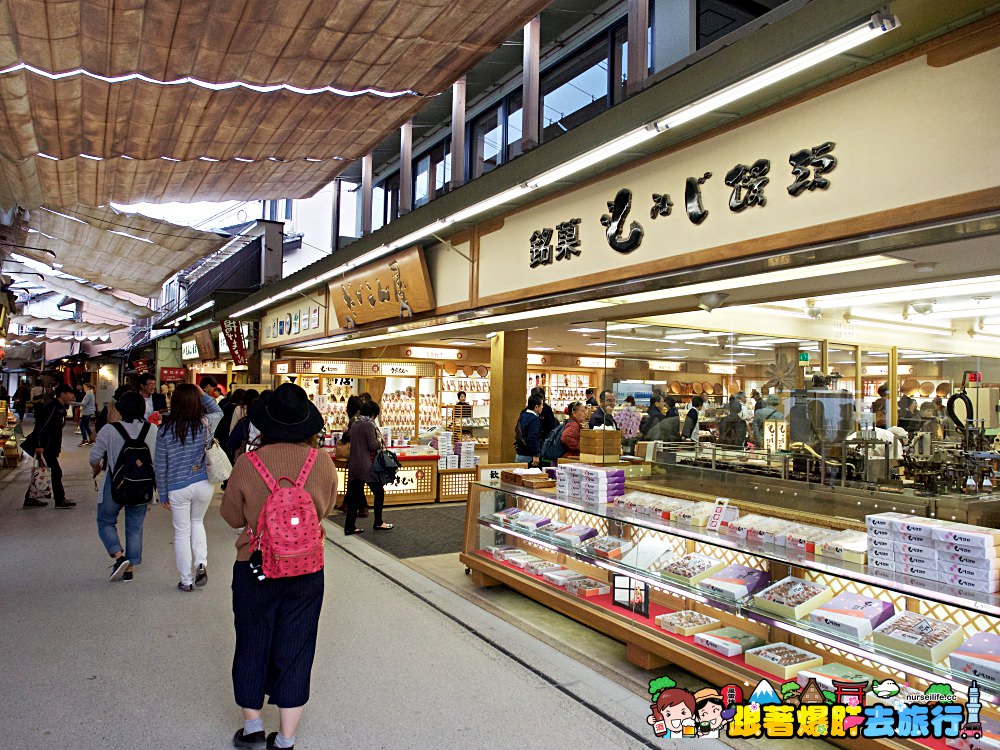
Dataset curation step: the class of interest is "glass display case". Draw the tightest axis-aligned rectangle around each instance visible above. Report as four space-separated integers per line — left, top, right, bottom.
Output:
462 479 1000 723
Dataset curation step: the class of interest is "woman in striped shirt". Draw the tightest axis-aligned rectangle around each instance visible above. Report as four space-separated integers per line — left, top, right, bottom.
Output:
154 383 223 592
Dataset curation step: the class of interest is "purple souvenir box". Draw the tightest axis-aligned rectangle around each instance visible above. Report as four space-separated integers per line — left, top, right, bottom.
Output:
808 591 895 638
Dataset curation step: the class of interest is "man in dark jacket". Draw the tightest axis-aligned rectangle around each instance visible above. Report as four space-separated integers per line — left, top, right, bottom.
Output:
719 400 748 447
642 394 667 439
531 387 558 442
515 395 544 466
137 373 167 419
589 390 617 428
24 384 76 508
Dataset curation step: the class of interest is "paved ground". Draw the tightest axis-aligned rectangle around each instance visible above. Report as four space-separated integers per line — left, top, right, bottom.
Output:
0 424 728 750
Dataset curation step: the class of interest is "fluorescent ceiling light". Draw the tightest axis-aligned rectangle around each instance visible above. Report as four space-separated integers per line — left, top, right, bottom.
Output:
530 347 556 351
525 127 659 189
850 319 952 336
808 276 1000 309
655 13 899 130
448 185 532 224
569 327 604 333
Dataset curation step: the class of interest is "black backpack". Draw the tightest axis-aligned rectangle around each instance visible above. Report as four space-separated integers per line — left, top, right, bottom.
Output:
540 421 570 461
110 423 156 505
513 412 529 455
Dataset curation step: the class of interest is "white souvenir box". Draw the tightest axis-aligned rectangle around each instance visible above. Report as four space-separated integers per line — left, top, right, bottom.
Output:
932 524 1000 551
542 569 587 586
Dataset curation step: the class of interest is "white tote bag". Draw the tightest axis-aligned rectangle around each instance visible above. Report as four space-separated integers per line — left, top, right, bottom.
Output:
203 419 232 484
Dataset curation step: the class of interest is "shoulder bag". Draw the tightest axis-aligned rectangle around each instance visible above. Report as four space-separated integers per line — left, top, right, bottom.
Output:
203 417 232 484
370 424 401 485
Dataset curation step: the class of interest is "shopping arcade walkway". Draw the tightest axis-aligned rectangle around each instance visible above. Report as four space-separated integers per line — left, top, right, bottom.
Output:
0 425 727 750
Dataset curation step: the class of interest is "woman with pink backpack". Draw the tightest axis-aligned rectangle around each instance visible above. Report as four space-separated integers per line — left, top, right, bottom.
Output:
221 383 337 750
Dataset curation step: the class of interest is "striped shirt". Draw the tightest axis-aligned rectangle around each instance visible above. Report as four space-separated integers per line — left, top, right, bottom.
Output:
153 394 222 498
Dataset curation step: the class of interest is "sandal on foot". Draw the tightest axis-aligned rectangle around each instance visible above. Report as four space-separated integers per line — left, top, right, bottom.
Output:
345 528 364 536
374 523 394 531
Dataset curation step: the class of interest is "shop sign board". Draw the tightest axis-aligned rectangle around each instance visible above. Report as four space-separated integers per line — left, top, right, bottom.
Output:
861 365 914 376
181 340 199 360
328 246 435 329
707 363 738 375
404 346 461 360
160 367 186 382
374 362 418 377
262 290 329 349
194 329 216 361
648 360 684 372
133 359 150 375
527 353 549 365
219 320 250 365
576 357 617 369
274 362 290 374
305 361 348 375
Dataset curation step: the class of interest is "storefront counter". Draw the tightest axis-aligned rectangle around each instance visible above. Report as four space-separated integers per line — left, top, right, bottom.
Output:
329 450 440 505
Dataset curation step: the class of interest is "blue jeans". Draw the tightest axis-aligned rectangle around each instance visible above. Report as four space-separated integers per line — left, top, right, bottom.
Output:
80 415 93 442
97 480 148 564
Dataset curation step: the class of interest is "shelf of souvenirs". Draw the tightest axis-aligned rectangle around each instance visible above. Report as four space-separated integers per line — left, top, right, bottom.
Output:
478 481 1000 618
477 494 1000 703
473 533 999 709
441 377 490 394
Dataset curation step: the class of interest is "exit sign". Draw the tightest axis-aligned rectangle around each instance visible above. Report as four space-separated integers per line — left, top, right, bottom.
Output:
798 352 810 362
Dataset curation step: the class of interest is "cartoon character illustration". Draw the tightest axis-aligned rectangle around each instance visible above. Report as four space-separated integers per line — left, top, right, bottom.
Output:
871 679 901 699
694 688 737 737
647 677 698 738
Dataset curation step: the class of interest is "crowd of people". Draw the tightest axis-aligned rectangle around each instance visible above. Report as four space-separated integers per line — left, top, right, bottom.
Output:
17 376 350 749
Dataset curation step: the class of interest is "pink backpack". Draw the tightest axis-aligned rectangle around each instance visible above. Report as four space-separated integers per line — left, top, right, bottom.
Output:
246 448 324 579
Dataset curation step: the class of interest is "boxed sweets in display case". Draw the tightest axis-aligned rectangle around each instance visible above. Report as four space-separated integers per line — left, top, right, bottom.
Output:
512 513 552 530
694 627 767 657
820 531 869 564
589 535 635 560
701 564 771 601
663 553 726 585
932 523 1000 551
938 540 1000 559
795 662 877 693
673 502 722 528
525 560 563 575
898 561 937 582
872 612 965 663
487 544 518 559
744 643 824 680
893 541 939 559
655 610 721 637
939 550 1000 570
808 592 895 639
542 568 587 587
658 499 698 521
553 526 599 547
729 514 768 539
870 556 896 574
787 526 841 554
508 553 543 569
865 512 913 530
536 522 573 540
939 562 1000 580
493 507 526 524
566 577 611 598
753 577 834 619
745 517 793 547
895 552 938 569
620 539 675 573
520 475 556 489
948 632 1000 686
939 572 1000 594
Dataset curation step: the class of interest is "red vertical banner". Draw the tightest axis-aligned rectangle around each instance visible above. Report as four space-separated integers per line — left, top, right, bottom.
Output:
221 320 248 366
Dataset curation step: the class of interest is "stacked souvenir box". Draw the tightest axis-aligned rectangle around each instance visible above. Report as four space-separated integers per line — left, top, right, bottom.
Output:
819 530 869 565
948 632 1000 686
867 513 1000 593
731 515 787 546
672 501 723 528
872 611 965 662
578 429 622 459
553 525 599 547
566 577 611 598
446 454 460 469
753 576 833 619
458 440 477 469
556 464 583 500
694 627 766 657
526 560 564 576
655 610 721 637
589 535 634 560
578 465 626 504
434 432 453 469
787 525 842 555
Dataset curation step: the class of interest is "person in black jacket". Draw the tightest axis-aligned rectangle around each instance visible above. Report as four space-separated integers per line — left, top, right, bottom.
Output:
531 387 558 442
137 373 167 419
681 396 704 442
23 384 77 508
514 395 544 466
719 400 748 448
642 394 667 439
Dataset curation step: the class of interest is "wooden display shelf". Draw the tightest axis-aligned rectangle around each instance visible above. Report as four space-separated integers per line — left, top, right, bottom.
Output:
332 454 439 505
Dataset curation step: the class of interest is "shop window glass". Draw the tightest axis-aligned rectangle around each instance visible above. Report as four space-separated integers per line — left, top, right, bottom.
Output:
506 91 523 161
611 24 628 105
541 39 609 143
433 139 451 195
382 172 400 225
697 0 778 50
414 154 430 207
371 185 385 232
339 180 359 239
471 106 502 178
284 199 293 221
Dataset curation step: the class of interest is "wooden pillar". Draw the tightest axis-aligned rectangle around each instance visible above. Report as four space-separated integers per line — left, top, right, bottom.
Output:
399 120 413 215
450 77 467 189
626 0 649 96
360 153 373 235
521 16 541 151
488 330 528 463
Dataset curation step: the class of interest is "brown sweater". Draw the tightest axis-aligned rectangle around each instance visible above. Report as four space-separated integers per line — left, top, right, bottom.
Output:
221 443 338 562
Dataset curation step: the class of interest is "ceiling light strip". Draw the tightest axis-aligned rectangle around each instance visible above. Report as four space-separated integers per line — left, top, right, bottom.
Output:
230 13 899 319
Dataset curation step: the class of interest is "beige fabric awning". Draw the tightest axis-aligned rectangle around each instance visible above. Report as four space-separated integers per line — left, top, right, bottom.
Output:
7 205 230 296
0 0 550 206
11 314 127 337
2 261 154 317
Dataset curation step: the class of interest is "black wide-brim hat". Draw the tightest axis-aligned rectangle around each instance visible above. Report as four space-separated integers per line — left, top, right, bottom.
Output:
249 383 324 442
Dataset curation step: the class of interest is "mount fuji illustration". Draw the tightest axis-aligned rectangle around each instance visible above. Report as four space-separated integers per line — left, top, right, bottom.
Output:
748 679 782 706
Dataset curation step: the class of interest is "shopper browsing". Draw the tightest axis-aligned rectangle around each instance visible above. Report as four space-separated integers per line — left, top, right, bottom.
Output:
560 402 586 459
78 382 96 446
531 386 559 441
343 400 393 535
153 383 223 591
681 396 704 442
90 391 157 582
752 394 784 448
514 395 544 466
22 384 77 509
137 373 167 420
221 383 337 750
642 394 667 439
588 390 617 428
